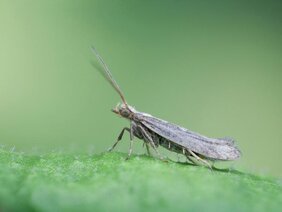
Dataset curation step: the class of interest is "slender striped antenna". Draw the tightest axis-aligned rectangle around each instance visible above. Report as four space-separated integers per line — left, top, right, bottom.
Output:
91 46 128 106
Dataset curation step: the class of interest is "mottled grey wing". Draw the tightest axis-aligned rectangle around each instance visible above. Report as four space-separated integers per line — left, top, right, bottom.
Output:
139 113 241 160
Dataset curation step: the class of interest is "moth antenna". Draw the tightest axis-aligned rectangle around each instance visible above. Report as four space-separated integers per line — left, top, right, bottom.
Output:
91 46 128 107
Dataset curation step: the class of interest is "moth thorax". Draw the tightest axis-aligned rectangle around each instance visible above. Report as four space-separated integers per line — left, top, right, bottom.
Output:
112 104 135 119
118 107 132 118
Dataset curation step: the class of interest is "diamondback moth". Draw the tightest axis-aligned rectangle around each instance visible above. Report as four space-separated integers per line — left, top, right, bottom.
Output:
92 47 241 168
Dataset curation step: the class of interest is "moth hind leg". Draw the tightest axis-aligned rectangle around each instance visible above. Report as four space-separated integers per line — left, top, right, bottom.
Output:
183 148 197 165
187 149 212 170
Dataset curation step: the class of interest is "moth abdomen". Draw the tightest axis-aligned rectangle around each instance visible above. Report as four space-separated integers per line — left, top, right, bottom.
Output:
150 130 185 155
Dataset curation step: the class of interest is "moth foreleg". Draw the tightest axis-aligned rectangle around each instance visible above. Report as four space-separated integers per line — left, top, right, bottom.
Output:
187 149 212 169
108 127 130 152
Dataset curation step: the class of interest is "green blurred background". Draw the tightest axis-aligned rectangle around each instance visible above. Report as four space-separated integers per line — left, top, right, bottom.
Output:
0 0 281 176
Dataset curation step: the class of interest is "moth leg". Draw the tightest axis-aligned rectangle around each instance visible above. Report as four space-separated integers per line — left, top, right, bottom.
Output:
187 149 212 169
125 139 134 160
125 121 135 160
183 148 197 165
186 156 196 165
129 121 134 140
145 143 151 156
141 141 151 156
108 127 130 152
149 141 161 159
139 126 165 160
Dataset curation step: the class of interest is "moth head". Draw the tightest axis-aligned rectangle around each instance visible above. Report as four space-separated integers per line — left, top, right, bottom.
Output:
112 103 135 119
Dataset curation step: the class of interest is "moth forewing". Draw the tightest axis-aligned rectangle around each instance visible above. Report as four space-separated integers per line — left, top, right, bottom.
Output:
138 113 241 160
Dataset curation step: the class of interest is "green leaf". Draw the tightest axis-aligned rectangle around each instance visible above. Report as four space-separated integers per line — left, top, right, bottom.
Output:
0 149 281 212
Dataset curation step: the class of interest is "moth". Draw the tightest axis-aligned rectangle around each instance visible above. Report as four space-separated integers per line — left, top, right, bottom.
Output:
92 47 241 168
